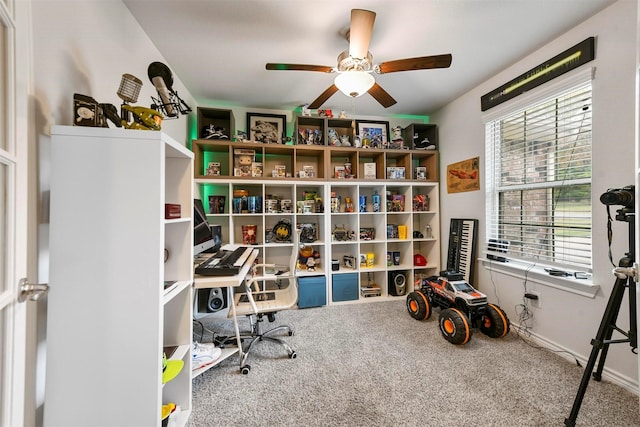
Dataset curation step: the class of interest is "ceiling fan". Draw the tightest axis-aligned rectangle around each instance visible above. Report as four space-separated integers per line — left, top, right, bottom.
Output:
266 9 452 109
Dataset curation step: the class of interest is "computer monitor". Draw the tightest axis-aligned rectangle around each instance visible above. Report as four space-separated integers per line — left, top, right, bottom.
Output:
193 199 220 256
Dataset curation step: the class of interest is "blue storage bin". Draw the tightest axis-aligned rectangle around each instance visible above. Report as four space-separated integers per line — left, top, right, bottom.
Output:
332 273 359 302
298 276 327 308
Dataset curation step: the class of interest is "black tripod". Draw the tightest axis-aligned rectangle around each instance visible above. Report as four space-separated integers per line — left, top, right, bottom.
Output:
565 207 637 426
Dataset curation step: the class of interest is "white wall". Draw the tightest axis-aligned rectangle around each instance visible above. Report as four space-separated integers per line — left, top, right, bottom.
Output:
432 0 638 390
28 1 197 424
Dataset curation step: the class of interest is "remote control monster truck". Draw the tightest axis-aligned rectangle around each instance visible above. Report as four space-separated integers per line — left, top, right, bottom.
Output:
406 271 510 345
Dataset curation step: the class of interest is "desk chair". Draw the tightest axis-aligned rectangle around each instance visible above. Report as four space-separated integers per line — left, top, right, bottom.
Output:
232 229 300 374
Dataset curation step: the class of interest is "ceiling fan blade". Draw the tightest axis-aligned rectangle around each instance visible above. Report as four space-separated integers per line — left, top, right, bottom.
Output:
266 63 334 73
377 54 452 74
368 82 397 108
309 85 339 109
348 9 376 59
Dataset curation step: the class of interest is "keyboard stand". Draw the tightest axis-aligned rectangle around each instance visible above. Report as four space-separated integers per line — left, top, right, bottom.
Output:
192 248 258 377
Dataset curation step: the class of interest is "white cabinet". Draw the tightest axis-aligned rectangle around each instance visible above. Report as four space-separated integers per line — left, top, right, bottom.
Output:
45 126 193 427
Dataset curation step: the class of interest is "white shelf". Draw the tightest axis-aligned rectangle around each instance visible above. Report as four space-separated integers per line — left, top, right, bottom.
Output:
45 126 194 427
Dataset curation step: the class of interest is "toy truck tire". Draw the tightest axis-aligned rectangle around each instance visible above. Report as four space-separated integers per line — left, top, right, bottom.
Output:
406 291 431 320
480 303 510 338
439 308 471 345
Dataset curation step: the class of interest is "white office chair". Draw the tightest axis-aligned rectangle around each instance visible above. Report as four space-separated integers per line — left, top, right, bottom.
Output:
232 229 300 374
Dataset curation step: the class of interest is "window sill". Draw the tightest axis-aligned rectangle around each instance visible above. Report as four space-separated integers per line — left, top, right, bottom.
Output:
479 257 599 298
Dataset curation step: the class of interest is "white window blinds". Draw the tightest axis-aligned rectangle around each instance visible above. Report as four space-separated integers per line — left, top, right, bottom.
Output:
485 78 592 271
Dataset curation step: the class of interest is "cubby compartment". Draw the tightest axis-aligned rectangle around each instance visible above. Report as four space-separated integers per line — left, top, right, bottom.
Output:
358 242 385 271
264 145 294 178
231 215 264 246
295 145 325 179
387 269 410 297
411 151 438 181
403 123 437 150
412 240 438 272
192 140 233 178
295 184 325 214
357 184 384 213
359 271 384 299
331 272 359 302
358 213 385 243
197 107 235 140
298 276 327 308
385 151 411 181
329 147 358 179
264 215 294 245
330 183 358 214
357 150 385 180
296 116 326 145
327 118 355 146
387 241 412 270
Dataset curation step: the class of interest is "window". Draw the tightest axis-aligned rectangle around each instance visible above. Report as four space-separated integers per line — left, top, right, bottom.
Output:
485 75 592 272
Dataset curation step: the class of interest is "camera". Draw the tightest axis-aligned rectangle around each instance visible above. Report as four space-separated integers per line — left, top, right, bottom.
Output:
600 185 634 207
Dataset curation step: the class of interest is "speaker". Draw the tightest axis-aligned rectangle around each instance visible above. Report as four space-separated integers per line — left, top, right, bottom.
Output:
388 271 406 296
207 288 226 312
196 288 227 313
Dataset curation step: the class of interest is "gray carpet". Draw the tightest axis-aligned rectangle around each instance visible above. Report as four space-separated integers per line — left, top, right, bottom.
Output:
189 300 639 427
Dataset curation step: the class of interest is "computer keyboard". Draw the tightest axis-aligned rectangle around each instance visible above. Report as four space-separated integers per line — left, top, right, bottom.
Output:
195 246 254 276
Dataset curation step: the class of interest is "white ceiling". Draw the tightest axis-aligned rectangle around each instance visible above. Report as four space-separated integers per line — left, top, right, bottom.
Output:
123 0 615 117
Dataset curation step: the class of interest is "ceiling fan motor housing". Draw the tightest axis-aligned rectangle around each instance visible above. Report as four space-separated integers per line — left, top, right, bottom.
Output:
337 50 373 72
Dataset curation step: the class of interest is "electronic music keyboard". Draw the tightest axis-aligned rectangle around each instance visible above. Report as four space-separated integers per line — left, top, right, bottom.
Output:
446 218 478 284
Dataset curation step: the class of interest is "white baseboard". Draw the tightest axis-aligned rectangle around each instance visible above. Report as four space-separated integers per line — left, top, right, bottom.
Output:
512 323 639 396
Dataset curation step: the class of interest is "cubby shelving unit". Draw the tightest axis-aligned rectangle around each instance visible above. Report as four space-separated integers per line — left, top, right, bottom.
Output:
191 109 441 312
46 126 194 427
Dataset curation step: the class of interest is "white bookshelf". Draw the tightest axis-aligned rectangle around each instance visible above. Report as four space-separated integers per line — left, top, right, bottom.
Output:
45 126 194 427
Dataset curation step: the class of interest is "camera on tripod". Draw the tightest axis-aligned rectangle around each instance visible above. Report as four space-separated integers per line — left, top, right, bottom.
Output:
600 185 634 208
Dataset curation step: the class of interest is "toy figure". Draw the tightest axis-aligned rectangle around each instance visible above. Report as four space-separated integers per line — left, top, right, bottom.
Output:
306 256 315 271
328 128 339 145
340 134 350 146
391 125 404 149
302 104 311 117
237 153 253 175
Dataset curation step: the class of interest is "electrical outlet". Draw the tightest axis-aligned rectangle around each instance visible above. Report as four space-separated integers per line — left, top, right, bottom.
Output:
525 291 541 308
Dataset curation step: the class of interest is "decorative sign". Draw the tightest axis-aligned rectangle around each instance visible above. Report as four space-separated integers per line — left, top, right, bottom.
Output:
481 37 595 111
447 157 480 194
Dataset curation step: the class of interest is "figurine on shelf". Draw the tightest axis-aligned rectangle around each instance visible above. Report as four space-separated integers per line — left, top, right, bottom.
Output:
302 103 312 117
340 134 351 146
390 125 404 149
339 110 348 119
328 128 339 146
361 131 370 148
354 135 361 148
201 124 228 140
306 256 315 271
236 130 248 142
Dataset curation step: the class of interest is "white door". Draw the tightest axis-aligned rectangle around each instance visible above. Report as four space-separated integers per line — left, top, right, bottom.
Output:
0 1 33 426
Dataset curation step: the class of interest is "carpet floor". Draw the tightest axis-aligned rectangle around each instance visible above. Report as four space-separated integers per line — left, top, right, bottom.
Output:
189 300 639 427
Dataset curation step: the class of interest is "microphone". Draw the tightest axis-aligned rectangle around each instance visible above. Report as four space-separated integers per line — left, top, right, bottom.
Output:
151 75 175 117
148 62 176 117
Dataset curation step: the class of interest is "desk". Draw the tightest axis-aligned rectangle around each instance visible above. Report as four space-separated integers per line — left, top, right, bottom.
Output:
192 248 258 377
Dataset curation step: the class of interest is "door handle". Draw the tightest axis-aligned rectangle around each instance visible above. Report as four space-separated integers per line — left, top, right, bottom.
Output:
18 277 49 303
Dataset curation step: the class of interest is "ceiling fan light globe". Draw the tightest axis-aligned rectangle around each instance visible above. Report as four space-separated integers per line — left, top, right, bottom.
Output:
334 71 375 98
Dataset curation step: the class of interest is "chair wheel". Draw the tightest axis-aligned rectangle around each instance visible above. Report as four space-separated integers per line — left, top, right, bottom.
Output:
289 351 297 359
241 365 251 374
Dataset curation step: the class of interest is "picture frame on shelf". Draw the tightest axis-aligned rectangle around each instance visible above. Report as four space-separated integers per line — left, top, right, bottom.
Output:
247 112 286 144
356 120 389 148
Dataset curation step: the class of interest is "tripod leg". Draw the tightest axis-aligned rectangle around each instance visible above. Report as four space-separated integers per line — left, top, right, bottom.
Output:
565 275 628 426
